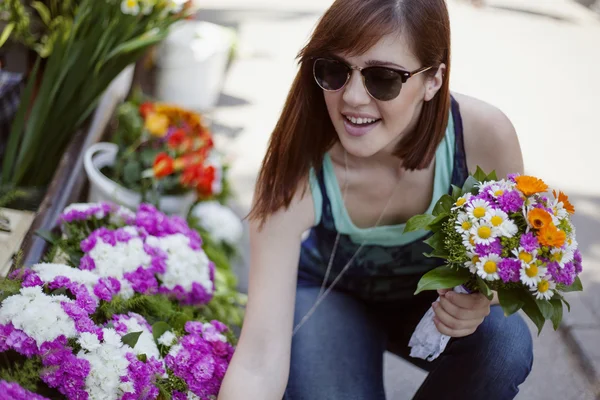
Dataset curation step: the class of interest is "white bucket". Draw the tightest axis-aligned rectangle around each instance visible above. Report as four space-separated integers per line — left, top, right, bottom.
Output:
83 142 197 217
155 21 233 111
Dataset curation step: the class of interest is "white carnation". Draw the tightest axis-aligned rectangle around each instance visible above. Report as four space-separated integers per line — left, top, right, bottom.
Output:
187 392 201 400
146 234 213 294
157 330 177 347
89 237 151 279
62 203 109 219
78 332 102 351
0 286 77 345
117 316 160 359
191 201 243 246
79 328 133 400
32 263 99 292
109 206 136 225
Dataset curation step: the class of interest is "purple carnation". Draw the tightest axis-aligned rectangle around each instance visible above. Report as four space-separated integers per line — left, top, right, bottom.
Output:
39 336 90 399
124 267 159 295
475 239 503 257
60 302 101 338
0 323 39 357
507 173 519 182
93 277 121 302
161 282 213 306
136 204 202 249
0 381 50 400
71 284 98 314
497 258 521 283
497 190 524 213
519 232 539 252
22 272 43 288
80 235 97 253
59 202 114 224
79 255 96 271
96 227 117 246
121 353 164 400
48 276 72 290
172 392 187 400
115 228 135 243
472 191 495 204
112 313 153 334
211 320 229 334
548 261 576 286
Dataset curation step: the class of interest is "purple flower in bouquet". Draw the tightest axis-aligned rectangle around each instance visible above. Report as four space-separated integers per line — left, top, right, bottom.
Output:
121 353 164 400
548 261 576 286
497 190 524 213
0 381 51 400
573 250 583 273
475 238 503 257
497 258 521 283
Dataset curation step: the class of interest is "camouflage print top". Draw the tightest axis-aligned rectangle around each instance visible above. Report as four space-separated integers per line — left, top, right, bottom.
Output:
298 96 469 301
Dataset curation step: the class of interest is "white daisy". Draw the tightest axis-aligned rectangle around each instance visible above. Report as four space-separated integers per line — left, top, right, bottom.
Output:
121 0 140 15
512 247 538 268
466 199 492 220
452 193 473 210
484 208 517 237
462 232 476 252
455 212 474 235
476 254 502 281
531 278 556 300
465 251 482 274
470 221 496 245
520 263 547 287
488 181 513 198
550 247 574 266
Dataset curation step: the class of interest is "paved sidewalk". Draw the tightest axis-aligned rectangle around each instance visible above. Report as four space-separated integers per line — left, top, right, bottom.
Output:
192 0 600 398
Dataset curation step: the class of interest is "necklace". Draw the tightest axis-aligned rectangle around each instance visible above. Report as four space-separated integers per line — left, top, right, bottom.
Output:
292 150 402 335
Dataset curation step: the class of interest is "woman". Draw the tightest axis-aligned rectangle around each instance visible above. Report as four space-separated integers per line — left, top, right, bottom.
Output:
219 0 533 399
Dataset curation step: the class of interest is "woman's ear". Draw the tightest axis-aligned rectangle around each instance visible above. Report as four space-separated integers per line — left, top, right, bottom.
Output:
424 63 446 101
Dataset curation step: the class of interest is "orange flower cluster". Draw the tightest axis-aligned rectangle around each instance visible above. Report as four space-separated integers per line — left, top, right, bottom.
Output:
141 102 218 197
520 176 574 249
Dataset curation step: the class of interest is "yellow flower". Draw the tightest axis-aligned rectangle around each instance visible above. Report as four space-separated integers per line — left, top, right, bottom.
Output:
145 113 170 137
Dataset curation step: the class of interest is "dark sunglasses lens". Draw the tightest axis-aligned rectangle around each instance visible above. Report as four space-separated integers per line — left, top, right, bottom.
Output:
363 67 403 101
314 59 349 91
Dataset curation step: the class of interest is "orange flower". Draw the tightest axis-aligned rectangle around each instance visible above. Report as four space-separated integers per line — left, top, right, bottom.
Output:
553 190 575 214
515 176 548 197
139 102 155 118
167 129 187 149
153 153 174 178
527 208 553 230
538 224 566 248
145 113 170 137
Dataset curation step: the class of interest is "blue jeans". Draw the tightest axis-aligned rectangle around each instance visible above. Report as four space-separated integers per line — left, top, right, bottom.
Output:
285 281 533 400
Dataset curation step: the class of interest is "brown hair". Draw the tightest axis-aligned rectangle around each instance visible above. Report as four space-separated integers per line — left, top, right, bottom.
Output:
249 0 451 223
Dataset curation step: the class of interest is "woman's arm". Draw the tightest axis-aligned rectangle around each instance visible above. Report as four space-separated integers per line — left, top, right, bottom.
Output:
218 183 315 400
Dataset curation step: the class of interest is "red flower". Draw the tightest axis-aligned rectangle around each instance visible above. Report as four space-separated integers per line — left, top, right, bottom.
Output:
139 102 155 118
153 153 174 178
180 164 216 196
168 129 187 149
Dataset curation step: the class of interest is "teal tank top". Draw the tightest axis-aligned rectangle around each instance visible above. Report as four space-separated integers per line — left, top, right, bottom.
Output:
298 96 469 301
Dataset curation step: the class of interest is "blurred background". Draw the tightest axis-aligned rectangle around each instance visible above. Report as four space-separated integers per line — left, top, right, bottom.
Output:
1 0 599 398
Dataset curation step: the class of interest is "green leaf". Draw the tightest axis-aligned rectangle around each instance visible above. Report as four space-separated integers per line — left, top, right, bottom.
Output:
140 148 159 167
486 170 498 181
520 292 545 335
0 23 15 49
497 288 525 316
121 331 143 349
475 276 493 300
432 194 454 216
451 184 463 200
414 265 471 295
473 166 487 182
428 213 450 232
536 299 554 320
152 321 172 342
31 2 53 26
552 292 571 313
35 229 59 245
550 298 563 330
423 231 444 250
404 214 435 233
461 176 479 194
137 353 147 363
561 276 583 292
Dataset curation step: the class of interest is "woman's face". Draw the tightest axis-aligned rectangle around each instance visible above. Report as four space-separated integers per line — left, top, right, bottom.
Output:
322 32 442 159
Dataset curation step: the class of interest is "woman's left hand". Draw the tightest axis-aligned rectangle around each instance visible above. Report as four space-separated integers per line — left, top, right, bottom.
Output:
431 289 492 338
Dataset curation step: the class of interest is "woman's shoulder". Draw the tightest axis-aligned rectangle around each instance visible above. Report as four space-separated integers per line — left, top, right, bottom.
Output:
452 92 524 177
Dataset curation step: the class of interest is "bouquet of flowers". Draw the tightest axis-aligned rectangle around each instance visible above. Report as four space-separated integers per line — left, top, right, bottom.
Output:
106 100 228 203
404 168 583 360
0 201 237 399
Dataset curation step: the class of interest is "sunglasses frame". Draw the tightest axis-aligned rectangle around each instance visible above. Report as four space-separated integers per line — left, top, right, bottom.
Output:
312 57 433 101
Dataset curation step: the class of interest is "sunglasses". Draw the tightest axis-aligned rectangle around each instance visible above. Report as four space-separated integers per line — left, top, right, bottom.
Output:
313 57 433 101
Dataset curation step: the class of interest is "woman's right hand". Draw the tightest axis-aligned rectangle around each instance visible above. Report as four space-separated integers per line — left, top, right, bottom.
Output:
217 183 315 400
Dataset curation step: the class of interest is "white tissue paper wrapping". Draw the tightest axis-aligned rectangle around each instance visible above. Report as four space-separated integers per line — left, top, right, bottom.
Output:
408 285 470 361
